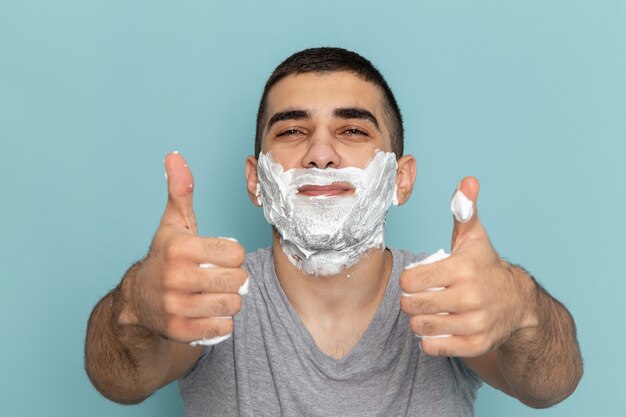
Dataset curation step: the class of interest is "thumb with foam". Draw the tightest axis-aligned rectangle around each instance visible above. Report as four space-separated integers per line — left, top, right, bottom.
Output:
160 151 198 235
450 176 485 252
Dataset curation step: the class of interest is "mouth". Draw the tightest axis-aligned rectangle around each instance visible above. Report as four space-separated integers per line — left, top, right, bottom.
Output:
297 182 355 197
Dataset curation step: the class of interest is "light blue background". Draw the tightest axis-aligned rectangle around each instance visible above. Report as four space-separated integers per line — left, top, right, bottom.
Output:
1 0 624 416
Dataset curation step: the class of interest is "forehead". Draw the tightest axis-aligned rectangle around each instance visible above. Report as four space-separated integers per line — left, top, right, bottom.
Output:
265 71 387 120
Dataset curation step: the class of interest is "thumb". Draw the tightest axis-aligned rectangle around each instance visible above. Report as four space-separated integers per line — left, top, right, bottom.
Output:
450 176 484 252
161 151 198 234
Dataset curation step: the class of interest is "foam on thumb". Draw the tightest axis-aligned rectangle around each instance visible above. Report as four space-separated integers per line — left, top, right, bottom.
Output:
450 189 474 223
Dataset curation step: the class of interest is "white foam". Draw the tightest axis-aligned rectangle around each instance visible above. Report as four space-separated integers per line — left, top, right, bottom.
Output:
256 150 398 276
404 249 450 270
238 277 250 295
450 189 474 223
189 333 232 347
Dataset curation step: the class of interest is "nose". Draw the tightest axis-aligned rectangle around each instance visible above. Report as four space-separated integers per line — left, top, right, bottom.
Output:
301 130 341 169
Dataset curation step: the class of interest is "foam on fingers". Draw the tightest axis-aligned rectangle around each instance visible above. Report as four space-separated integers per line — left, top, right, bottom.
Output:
189 333 232 347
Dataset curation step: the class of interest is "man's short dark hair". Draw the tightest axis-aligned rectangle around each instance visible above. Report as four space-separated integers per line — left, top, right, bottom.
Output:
255 47 404 158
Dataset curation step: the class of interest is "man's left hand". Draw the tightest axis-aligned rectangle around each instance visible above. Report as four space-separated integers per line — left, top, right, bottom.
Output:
399 176 538 357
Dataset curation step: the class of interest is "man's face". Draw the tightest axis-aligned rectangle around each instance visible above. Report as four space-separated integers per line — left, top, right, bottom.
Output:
260 71 394 176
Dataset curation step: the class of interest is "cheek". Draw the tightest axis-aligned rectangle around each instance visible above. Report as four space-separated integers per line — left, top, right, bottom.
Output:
267 149 304 170
334 146 380 168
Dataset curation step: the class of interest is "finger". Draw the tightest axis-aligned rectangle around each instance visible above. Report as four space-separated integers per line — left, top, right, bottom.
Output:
399 262 455 294
450 176 486 252
161 151 198 234
166 266 248 294
196 238 246 266
164 236 246 267
164 291 242 319
166 316 234 343
400 289 455 315
401 285 480 315
409 311 487 337
419 334 493 358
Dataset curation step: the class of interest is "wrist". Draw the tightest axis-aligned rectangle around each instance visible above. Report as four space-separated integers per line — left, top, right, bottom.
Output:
114 262 141 327
113 262 158 342
516 265 541 331
500 261 543 346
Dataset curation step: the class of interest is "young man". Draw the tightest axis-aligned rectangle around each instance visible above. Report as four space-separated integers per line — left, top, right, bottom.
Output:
85 48 583 416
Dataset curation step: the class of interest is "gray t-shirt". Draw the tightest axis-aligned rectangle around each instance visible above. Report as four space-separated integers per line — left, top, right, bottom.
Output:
179 248 482 416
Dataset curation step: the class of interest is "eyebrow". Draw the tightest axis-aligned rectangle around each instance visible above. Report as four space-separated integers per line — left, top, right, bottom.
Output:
265 107 381 132
333 107 380 131
266 109 311 131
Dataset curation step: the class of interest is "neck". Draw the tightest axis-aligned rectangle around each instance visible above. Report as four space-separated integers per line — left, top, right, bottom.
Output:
272 232 392 322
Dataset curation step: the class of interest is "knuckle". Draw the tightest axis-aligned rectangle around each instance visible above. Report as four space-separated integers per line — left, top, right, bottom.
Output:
469 335 490 355
410 316 436 335
409 316 421 335
399 296 412 313
215 318 234 335
458 263 476 281
163 237 186 261
214 294 241 315
436 346 452 357
410 296 435 313
203 238 223 254
236 268 248 287
161 266 181 289
420 340 440 356
399 271 413 293
162 292 180 315
231 244 246 265
462 290 482 311
164 315 186 339
220 268 246 291
422 319 437 333
198 319 233 340
203 240 245 266
227 294 242 314
428 263 446 284
209 269 230 289
469 311 488 332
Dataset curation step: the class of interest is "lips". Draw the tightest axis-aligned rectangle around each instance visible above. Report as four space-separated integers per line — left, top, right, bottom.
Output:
297 182 355 197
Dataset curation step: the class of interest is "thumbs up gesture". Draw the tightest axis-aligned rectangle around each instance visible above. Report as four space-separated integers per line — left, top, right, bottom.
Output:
117 152 248 345
400 177 537 357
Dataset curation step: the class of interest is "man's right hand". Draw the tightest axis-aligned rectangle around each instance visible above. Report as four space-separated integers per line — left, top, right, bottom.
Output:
117 151 247 344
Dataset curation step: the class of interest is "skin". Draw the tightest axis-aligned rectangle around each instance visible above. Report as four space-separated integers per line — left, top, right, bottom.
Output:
245 72 416 357
85 71 582 408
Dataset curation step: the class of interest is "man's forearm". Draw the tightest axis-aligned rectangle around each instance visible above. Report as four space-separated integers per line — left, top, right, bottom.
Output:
497 269 583 408
84 263 172 404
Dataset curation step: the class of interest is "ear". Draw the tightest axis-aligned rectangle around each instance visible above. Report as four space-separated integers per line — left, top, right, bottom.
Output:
395 155 417 206
245 156 262 207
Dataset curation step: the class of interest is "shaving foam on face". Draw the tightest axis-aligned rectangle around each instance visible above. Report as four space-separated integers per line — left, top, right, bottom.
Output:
256 150 398 276
450 189 474 223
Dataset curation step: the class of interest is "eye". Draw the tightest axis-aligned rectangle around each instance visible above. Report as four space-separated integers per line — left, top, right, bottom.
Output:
342 127 368 136
276 128 304 138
